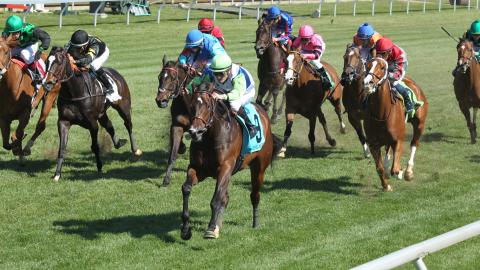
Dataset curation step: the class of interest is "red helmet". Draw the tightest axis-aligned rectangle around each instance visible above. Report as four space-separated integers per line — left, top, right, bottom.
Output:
198 18 214 33
375 37 394 53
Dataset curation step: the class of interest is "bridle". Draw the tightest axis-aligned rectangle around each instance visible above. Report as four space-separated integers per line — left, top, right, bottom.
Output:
44 51 74 86
364 57 388 94
457 40 474 71
343 47 365 83
0 46 12 74
255 20 274 55
286 51 304 82
192 90 217 130
157 65 196 99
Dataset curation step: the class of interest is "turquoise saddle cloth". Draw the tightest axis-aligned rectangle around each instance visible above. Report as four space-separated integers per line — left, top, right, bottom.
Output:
235 103 265 156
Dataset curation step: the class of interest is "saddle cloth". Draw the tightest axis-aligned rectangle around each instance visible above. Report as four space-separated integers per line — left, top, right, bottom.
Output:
235 103 265 156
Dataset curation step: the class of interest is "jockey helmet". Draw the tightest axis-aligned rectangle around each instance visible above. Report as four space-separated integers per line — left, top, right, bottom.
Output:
210 54 232 73
298 25 314 39
267 6 281 20
376 37 394 53
470 20 480 35
70 30 89 47
185 30 204 48
198 18 214 33
357 23 374 40
4 15 23 33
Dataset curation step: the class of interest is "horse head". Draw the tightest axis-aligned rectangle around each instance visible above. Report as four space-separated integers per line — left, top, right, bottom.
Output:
255 18 273 57
342 44 364 85
188 82 217 142
456 38 474 74
43 46 74 91
284 50 304 86
155 55 192 108
363 57 389 94
0 36 15 80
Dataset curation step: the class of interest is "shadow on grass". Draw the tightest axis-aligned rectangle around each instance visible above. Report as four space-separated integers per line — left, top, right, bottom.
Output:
421 132 465 144
280 145 352 159
469 155 480 163
53 211 239 243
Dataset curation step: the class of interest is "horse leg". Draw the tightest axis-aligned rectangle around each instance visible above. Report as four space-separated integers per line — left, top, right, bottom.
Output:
459 104 475 144
473 107 478 142
317 108 336 147
328 97 346 134
405 116 426 181
98 113 126 149
278 90 286 118
53 120 71 181
308 116 316 155
181 166 202 240
23 92 56 156
270 89 281 124
255 82 268 109
278 112 294 158
88 121 103 173
390 141 404 181
205 163 233 239
0 118 12 150
348 113 369 158
370 145 392 191
162 125 184 187
250 160 265 228
12 109 31 160
114 104 142 156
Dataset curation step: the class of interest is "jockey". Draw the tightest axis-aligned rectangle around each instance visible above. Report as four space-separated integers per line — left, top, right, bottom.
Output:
265 6 293 48
291 25 333 90
453 19 480 76
1 15 50 86
187 54 257 138
198 18 225 48
178 29 226 70
375 37 414 118
65 30 121 101
352 22 383 62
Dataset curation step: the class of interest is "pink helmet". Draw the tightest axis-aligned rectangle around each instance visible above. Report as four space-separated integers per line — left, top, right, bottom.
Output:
299 25 314 39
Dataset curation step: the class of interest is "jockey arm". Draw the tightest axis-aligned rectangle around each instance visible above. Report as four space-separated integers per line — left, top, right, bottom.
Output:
185 73 208 94
226 73 246 101
178 48 192 66
33 27 50 51
75 43 99 66
387 60 405 81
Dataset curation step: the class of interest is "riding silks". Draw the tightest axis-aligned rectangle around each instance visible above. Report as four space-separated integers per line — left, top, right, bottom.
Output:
235 103 265 156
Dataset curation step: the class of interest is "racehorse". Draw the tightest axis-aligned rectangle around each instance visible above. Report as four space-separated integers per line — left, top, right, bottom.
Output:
155 55 197 186
279 50 345 157
0 36 55 160
454 38 480 144
341 44 370 158
180 82 281 240
363 57 428 191
44 47 142 181
254 15 286 124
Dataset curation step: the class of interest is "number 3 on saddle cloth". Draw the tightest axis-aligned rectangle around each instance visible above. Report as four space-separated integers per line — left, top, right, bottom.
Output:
236 103 265 156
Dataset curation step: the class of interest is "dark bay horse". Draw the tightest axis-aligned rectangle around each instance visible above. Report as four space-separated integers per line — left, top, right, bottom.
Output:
180 82 281 240
279 51 345 157
363 57 428 191
454 39 480 144
0 37 61 159
44 47 142 181
155 55 197 186
254 16 286 124
341 44 370 158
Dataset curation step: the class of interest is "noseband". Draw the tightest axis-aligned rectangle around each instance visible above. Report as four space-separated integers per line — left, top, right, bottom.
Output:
365 58 389 93
343 49 364 81
192 91 217 130
457 42 474 70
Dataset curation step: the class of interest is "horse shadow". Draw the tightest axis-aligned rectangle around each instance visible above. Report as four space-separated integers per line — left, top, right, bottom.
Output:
0 157 91 177
281 145 352 159
469 155 480 163
53 211 186 244
421 132 463 144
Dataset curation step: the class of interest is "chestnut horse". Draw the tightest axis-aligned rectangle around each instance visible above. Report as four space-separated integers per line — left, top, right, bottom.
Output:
363 57 428 191
341 44 370 158
44 47 142 181
180 82 281 240
454 39 480 144
254 16 286 124
0 37 59 160
155 56 197 186
279 50 345 157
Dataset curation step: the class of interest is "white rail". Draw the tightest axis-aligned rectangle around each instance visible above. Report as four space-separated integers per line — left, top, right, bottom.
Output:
351 220 480 270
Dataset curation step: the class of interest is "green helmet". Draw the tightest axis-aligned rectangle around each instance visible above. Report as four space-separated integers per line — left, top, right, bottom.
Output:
4 15 23 33
470 19 480 35
210 54 232 73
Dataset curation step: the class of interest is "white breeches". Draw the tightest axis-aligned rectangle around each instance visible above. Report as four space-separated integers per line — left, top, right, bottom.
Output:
230 84 256 112
12 43 38 65
90 46 109 71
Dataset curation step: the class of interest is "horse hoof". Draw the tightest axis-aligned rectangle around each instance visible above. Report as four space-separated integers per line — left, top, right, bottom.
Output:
340 124 346 134
53 174 61 182
393 170 404 180
114 139 128 149
328 139 337 147
22 148 31 156
132 149 143 157
383 185 393 192
180 225 192 240
405 170 414 181
277 147 286 158
18 155 26 166
203 226 220 239
178 143 187 154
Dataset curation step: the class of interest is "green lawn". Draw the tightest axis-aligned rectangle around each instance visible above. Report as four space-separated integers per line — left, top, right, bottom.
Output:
0 3 479 270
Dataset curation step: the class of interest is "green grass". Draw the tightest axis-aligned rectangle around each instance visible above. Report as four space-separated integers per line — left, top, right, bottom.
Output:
1 3 480 270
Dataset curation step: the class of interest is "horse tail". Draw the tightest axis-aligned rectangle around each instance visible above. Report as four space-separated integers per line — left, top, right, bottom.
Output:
271 133 282 161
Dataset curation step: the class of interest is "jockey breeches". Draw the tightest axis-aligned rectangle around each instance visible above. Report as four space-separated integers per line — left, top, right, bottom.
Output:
230 84 255 112
12 43 38 65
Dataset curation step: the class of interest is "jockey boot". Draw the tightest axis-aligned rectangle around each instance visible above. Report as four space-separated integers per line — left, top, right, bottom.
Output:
28 62 42 87
318 66 333 90
237 106 257 139
95 68 114 95
394 83 414 118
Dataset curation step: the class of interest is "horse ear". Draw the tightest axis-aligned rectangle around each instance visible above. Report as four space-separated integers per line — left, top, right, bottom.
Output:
162 54 167 66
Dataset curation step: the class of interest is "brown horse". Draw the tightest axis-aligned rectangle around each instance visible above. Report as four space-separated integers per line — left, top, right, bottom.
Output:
454 39 480 144
363 57 428 191
341 44 370 158
155 55 197 186
44 47 142 181
180 82 281 240
279 50 345 157
254 16 286 124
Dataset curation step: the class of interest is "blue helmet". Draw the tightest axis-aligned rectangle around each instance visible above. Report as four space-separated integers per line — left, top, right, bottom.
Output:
267 6 281 20
185 30 204 48
357 23 375 40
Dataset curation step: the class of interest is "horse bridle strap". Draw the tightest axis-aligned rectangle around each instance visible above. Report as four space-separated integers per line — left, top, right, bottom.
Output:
0 50 12 71
159 66 193 98
192 91 217 129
